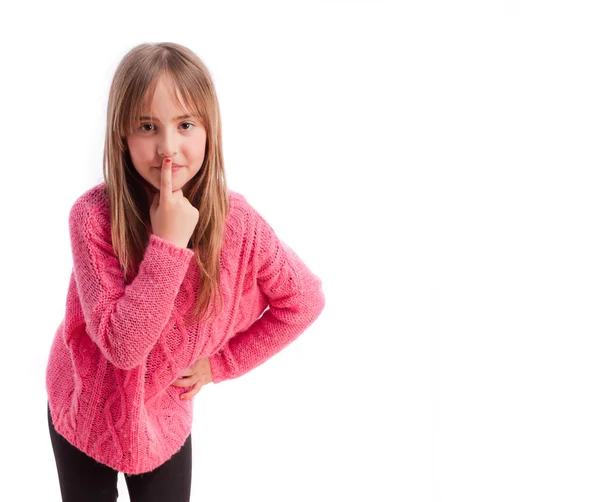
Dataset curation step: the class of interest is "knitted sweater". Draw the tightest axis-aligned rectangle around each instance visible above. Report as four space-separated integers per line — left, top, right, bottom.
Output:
45 182 325 474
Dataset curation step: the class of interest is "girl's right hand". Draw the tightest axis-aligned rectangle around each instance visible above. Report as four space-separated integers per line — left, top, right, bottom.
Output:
149 157 200 249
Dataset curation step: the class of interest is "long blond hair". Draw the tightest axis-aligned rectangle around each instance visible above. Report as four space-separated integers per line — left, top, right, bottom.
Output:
102 42 229 324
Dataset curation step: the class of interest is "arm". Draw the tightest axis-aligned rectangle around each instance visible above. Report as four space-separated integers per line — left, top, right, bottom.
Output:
70 200 195 370
207 205 326 383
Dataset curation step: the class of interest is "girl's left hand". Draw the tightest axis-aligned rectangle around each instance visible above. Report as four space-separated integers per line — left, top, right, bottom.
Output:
171 358 213 400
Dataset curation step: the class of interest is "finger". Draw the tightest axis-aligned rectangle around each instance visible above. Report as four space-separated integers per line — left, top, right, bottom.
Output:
180 381 203 400
160 157 172 203
173 369 198 383
171 377 192 387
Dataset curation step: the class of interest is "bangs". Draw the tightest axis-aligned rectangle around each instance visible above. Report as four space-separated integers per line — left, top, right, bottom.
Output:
120 71 207 139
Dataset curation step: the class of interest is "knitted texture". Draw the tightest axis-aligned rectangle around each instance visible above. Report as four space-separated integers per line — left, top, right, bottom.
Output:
45 182 326 474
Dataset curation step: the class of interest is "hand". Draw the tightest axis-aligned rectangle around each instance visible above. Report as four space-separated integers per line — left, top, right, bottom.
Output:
149 156 200 249
171 358 213 400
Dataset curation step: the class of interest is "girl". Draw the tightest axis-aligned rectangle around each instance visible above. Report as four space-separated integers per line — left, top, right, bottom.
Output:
45 42 326 502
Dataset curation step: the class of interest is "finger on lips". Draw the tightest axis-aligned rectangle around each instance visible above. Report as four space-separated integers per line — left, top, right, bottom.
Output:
160 156 172 201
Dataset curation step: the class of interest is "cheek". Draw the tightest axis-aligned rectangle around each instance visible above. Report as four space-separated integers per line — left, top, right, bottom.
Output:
181 144 206 164
194 141 207 161
195 144 207 160
127 139 152 162
192 131 208 159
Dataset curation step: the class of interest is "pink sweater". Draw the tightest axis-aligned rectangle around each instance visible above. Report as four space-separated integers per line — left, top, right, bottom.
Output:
45 182 325 474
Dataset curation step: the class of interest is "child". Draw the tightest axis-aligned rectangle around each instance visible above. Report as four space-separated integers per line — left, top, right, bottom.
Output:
45 41 326 502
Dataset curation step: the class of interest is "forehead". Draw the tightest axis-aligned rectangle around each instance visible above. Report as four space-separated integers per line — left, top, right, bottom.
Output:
135 74 206 126
142 75 187 109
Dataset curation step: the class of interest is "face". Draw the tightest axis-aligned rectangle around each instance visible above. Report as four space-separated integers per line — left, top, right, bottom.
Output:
125 75 207 201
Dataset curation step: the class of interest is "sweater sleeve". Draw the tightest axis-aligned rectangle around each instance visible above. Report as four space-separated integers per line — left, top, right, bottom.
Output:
207 204 326 383
69 200 195 370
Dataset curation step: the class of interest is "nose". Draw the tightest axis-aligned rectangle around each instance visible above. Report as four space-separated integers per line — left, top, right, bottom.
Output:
157 129 179 158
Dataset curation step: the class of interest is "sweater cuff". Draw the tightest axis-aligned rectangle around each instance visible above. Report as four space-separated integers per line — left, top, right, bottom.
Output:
147 234 195 261
208 352 229 384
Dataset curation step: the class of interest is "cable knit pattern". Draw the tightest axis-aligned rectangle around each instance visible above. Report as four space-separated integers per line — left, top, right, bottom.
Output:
45 182 326 474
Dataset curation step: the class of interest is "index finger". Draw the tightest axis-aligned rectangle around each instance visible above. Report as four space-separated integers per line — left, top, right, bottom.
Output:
160 157 172 202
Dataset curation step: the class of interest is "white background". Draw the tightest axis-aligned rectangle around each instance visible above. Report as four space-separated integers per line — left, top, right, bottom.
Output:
1 0 599 501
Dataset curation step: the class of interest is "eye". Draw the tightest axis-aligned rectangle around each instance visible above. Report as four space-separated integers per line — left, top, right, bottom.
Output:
139 123 155 132
138 122 195 132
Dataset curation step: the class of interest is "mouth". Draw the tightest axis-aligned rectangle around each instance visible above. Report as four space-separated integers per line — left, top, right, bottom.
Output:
154 164 184 169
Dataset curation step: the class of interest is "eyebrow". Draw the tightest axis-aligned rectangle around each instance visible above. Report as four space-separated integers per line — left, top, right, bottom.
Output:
138 114 195 123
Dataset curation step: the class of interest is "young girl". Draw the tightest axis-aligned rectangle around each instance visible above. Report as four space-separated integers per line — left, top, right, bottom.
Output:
45 42 326 502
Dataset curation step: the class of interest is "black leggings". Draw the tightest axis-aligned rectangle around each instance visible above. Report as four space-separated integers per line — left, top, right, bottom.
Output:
47 402 192 502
